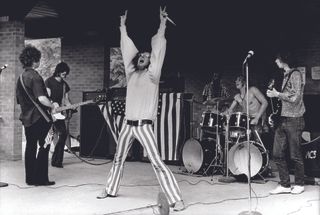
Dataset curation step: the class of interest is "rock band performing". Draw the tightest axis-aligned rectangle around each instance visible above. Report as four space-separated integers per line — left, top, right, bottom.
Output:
1 1 320 215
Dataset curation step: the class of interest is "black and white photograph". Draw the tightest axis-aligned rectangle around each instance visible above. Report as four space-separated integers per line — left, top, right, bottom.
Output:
0 0 319 214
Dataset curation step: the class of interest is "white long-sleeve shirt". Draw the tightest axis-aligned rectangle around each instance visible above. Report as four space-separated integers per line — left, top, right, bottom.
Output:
120 22 167 120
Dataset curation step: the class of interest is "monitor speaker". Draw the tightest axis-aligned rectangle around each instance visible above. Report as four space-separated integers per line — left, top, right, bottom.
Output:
80 104 116 158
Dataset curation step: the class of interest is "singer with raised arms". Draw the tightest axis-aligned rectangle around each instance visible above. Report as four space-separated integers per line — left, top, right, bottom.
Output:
0 64 8 73
97 7 185 211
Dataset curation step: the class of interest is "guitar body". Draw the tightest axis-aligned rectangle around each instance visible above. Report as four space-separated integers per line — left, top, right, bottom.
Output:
51 94 107 121
268 97 282 129
267 79 282 129
52 103 66 121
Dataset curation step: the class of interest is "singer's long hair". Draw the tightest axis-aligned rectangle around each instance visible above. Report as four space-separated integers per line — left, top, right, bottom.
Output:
132 51 151 70
19 45 41 68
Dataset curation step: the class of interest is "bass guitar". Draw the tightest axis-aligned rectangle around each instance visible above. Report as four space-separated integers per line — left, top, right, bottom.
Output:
267 79 282 128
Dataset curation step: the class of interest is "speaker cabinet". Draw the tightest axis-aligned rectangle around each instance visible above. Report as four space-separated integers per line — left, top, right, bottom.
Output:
80 104 116 158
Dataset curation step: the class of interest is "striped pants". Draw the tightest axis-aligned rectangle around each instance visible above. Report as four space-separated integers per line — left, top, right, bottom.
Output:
104 123 182 204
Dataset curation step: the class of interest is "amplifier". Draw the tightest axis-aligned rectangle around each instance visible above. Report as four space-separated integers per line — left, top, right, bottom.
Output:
83 90 107 102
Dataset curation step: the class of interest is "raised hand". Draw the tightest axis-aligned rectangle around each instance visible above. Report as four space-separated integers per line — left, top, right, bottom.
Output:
120 10 127 26
160 6 168 23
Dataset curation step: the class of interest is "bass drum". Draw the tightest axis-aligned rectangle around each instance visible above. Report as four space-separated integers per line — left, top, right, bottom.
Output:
228 141 269 177
182 138 216 174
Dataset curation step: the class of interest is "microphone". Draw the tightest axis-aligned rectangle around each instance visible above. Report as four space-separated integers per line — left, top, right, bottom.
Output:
166 16 176 26
243 50 254 64
0 64 8 71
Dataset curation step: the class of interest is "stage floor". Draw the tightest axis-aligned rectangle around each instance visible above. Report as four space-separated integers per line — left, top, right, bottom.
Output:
0 153 319 215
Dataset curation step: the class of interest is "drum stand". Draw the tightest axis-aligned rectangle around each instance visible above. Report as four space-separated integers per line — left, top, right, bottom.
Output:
203 102 224 176
218 114 236 183
251 128 270 182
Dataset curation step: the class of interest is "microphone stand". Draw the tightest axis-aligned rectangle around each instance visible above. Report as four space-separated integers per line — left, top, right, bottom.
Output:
0 68 9 188
238 57 262 215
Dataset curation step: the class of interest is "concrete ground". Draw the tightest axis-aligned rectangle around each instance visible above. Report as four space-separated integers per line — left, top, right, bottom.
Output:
0 151 319 215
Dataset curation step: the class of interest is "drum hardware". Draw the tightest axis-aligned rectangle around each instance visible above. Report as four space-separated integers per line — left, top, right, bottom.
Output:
201 100 224 176
203 97 232 106
218 114 236 183
228 140 269 179
182 138 218 174
227 115 270 180
202 135 224 176
183 98 226 175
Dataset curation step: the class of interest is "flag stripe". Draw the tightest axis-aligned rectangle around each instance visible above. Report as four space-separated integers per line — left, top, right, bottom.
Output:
160 94 166 160
175 94 181 160
167 93 174 161
99 93 183 161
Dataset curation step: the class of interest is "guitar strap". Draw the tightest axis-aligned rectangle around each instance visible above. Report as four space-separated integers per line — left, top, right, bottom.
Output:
19 74 52 123
62 81 66 106
281 69 299 92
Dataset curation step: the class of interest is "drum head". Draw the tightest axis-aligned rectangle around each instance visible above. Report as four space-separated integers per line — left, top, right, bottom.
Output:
182 139 203 173
228 141 262 177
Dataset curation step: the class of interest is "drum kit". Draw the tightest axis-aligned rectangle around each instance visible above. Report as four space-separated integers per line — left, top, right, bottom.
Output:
182 97 269 179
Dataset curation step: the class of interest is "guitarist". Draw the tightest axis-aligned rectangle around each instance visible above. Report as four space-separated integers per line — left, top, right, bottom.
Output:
16 45 56 186
267 52 305 195
45 62 72 168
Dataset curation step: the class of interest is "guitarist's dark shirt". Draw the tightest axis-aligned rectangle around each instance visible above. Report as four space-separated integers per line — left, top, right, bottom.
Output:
279 69 305 117
45 76 70 105
16 68 49 127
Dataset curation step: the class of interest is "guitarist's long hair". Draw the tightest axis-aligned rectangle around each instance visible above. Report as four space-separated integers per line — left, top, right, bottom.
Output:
53 62 70 77
275 51 297 68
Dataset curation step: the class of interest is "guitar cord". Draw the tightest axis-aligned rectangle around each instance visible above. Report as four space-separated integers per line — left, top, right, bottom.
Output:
63 137 112 166
61 117 112 166
6 176 319 214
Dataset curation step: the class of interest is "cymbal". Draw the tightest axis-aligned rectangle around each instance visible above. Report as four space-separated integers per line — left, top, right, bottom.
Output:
203 97 232 105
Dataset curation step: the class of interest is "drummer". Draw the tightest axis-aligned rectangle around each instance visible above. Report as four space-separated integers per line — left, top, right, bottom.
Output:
202 72 230 112
226 75 268 133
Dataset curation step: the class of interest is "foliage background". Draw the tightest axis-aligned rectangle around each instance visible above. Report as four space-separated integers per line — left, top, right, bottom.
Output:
25 38 61 80
110 47 126 88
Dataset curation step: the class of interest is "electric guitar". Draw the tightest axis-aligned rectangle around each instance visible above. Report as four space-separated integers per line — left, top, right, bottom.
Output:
267 79 282 128
51 94 107 121
45 94 107 146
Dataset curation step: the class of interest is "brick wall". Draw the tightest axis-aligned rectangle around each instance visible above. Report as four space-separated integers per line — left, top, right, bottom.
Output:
294 31 320 95
61 37 106 137
0 20 24 160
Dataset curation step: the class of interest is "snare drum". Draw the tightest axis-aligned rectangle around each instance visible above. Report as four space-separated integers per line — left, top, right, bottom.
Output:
200 111 226 132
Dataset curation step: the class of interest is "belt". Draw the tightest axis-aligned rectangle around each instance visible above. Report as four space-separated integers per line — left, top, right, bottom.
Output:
126 119 153 126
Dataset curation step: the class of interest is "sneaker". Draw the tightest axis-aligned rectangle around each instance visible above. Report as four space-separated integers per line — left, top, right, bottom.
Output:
173 200 185 211
291 185 304 194
96 188 116 199
269 185 291 195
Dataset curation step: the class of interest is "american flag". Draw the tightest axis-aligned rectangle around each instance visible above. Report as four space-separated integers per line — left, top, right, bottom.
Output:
99 92 184 161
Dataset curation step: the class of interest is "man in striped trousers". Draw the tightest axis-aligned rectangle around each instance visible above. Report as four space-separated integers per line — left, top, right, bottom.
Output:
97 7 185 211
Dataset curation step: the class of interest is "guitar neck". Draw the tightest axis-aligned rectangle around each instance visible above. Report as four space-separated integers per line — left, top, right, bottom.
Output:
56 100 93 112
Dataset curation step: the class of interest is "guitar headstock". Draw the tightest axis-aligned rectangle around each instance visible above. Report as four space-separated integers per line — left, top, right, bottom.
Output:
268 79 275 90
94 94 107 104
